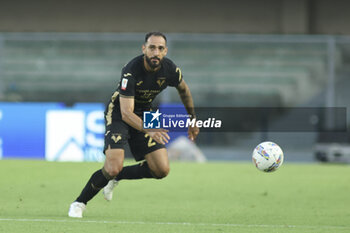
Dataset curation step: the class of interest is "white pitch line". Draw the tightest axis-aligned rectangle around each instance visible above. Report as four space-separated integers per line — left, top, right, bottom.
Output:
0 218 349 230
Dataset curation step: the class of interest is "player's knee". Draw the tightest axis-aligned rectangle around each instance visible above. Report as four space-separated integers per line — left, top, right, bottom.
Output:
103 164 123 178
104 148 124 177
153 166 170 179
108 168 122 177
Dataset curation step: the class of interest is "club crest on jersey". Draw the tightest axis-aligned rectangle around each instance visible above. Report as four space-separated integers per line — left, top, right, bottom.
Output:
121 78 128 90
157 78 166 87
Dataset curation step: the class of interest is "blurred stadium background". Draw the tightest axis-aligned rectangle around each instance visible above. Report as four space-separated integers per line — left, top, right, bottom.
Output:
1 0 350 163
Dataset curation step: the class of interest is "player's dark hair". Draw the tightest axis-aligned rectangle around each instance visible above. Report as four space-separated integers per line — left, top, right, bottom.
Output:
145 32 167 43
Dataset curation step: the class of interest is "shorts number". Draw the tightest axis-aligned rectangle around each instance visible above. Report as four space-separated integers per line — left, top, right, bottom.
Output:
145 134 156 147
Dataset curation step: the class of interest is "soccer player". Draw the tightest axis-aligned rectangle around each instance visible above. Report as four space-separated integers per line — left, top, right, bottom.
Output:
68 32 199 218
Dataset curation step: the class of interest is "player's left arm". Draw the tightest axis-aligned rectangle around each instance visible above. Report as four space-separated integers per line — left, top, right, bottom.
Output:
176 80 200 141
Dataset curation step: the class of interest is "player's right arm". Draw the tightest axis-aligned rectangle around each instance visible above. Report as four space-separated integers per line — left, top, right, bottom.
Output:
119 96 170 144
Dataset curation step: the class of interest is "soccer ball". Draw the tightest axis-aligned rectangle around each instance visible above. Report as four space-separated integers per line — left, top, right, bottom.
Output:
252 141 284 172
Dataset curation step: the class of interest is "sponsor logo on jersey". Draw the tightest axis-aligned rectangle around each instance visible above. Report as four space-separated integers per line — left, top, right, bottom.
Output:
142 92 152 98
123 73 132 77
136 81 143 86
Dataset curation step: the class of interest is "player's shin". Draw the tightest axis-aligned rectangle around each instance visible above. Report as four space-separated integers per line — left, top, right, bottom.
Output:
76 168 114 204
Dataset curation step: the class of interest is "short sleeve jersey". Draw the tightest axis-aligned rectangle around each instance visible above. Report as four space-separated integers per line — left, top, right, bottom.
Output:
105 55 183 123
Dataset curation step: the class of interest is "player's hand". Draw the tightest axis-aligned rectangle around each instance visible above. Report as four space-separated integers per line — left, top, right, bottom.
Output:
145 129 170 145
188 124 199 141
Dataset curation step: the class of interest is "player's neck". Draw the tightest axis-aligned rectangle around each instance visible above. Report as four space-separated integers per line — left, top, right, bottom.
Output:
143 58 161 72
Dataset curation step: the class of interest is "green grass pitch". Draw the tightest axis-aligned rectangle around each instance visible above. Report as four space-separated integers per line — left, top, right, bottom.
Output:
0 159 349 233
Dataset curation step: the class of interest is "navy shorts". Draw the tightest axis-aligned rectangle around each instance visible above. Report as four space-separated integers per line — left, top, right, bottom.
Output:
104 120 165 161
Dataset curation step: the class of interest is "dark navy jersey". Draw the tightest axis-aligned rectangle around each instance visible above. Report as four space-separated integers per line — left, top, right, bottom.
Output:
105 55 183 125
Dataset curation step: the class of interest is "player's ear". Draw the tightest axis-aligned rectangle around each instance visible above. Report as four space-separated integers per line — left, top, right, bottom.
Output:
142 44 146 55
164 46 168 56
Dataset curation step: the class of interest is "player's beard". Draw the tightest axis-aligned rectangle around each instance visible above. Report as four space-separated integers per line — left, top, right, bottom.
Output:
145 55 161 69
